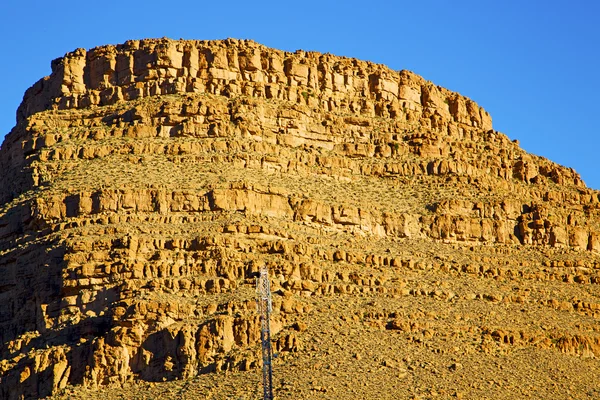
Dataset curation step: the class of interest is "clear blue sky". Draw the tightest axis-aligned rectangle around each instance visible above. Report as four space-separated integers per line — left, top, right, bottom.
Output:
1 1 599 188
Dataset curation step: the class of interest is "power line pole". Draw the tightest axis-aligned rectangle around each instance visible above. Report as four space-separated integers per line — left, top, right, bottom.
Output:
256 265 274 400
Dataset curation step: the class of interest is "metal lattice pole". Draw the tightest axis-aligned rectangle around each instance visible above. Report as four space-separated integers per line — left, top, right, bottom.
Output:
256 265 274 400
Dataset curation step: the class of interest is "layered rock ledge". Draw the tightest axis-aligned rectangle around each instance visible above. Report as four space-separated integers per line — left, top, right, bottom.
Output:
18 38 492 130
1 39 599 399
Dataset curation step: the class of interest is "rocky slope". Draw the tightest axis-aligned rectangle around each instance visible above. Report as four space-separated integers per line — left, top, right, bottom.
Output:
1 38 600 399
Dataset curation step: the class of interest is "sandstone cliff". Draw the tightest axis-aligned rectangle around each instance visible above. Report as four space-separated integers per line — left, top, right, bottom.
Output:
1 39 599 399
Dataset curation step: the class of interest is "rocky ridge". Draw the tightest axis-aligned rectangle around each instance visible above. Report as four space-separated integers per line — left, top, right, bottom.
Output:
0 38 599 399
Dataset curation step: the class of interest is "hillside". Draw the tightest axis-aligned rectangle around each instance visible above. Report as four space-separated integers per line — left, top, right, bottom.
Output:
1 38 600 399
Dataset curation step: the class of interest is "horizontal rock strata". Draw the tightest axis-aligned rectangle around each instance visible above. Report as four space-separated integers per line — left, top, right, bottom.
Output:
1 39 599 399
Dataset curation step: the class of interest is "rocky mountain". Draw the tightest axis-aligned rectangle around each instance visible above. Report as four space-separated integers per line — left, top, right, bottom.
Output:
1 38 600 399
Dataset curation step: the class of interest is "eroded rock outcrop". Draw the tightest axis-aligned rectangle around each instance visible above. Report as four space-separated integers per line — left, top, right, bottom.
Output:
1 39 600 399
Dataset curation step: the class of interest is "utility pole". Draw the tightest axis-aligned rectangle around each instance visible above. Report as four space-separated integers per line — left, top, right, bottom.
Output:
256 265 274 400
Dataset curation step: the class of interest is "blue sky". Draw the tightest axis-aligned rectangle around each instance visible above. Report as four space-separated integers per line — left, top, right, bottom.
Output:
1 1 599 188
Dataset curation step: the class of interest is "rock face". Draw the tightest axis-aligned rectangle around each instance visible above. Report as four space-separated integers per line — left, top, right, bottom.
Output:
1 39 600 399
